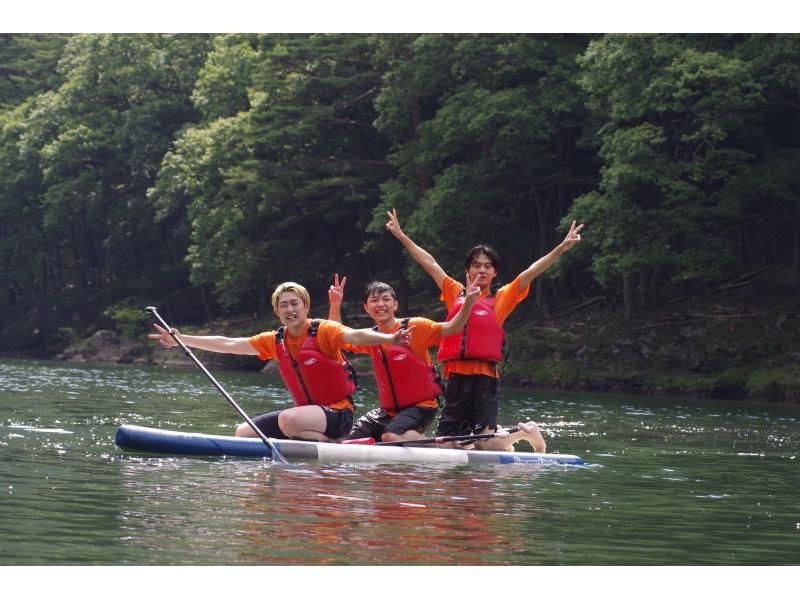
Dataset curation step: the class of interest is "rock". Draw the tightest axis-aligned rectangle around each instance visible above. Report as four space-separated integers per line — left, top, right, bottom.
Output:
260 360 279 374
610 342 645 368
62 330 150 365
709 384 747 400
639 343 655 359
87 330 118 353
679 325 706 340
576 345 594 368
658 346 706 372
775 314 786 331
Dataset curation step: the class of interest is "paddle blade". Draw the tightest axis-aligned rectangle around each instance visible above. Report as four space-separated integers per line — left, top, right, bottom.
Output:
342 437 376 445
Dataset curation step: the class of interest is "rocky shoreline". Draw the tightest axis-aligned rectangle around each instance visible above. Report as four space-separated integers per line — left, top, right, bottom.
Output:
51 310 800 404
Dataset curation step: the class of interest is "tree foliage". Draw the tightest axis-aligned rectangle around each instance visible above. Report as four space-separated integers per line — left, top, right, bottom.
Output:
1 34 211 352
369 34 597 312
570 34 799 313
0 33 798 353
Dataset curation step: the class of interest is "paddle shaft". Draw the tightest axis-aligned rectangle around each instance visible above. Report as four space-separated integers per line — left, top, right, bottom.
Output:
145 306 289 465
375 428 520 447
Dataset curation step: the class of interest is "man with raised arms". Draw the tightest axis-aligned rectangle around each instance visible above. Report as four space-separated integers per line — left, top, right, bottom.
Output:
385 209 585 452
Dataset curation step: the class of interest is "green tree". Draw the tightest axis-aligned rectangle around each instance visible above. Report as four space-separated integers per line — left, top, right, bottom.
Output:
733 34 800 296
0 103 51 350
369 34 596 313
571 34 766 315
151 34 393 314
0 34 212 351
0 34 69 109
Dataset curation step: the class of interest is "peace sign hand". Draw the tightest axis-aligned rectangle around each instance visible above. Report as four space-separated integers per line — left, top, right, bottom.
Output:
328 273 347 308
386 208 404 239
392 324 414 347
561 220 585 251
462 271 480 307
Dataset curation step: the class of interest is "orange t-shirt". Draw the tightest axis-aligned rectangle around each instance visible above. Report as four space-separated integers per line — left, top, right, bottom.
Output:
249 319 353 411
439 275 530 379
345 317 443 411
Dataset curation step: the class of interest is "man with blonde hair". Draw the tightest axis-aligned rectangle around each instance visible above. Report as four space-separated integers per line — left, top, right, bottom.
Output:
150 280 412 442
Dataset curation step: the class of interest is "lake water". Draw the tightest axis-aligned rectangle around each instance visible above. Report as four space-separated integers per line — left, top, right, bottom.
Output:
1 358 798 580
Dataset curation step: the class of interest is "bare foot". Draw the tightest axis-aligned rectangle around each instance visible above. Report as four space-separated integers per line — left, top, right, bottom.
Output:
517 421 546 453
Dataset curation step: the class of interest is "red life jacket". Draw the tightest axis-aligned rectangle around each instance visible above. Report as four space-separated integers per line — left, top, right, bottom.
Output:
370 318 443 412
437 292 504 363
275 319 356 407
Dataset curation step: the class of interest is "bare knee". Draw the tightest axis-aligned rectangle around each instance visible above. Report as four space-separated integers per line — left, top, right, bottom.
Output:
235 422 257 437
277 410 297 436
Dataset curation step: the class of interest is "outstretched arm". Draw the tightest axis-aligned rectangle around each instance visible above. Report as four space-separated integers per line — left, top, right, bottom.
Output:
327 273 347 323
518 220 585 290
440 272 480 337
343 324 413 348
148 324 258 355
386 208 448 290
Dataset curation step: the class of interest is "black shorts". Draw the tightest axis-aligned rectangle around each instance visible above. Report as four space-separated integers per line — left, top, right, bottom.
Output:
346 406 437 441
435 374 499 437
251 406 354 440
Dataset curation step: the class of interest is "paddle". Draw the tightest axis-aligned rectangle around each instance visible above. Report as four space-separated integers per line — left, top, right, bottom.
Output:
343 428 520 447
144 306 291 466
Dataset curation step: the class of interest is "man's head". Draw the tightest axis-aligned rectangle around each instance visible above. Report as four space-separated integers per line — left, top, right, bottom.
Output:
464 244 500 290
362 281 398 327
271 282 311 328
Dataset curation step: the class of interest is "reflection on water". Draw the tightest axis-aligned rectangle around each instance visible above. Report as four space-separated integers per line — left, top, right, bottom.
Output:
110 456 563 565
1 358 798 565
233 465 545 565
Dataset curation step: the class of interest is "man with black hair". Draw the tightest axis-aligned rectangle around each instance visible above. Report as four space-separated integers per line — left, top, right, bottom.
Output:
385 209 584 452
328 275 477 444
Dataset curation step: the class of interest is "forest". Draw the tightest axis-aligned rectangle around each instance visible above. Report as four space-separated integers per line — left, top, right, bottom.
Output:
1 33 798 400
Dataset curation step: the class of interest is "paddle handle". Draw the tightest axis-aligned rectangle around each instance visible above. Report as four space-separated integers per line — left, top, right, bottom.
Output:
145 306 289 464
371 428 520 447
